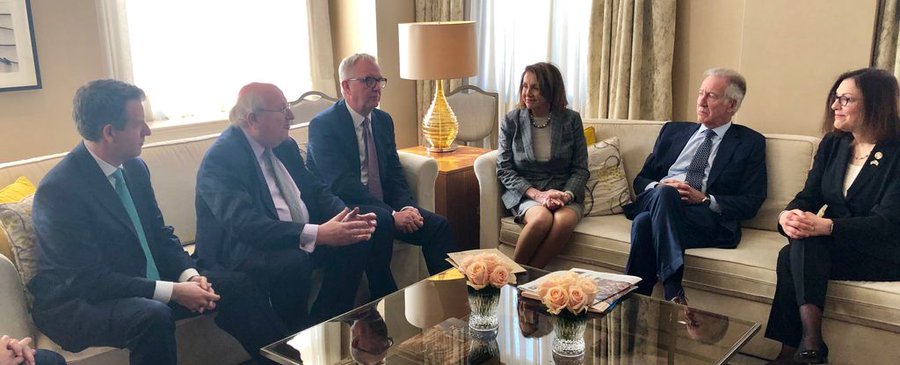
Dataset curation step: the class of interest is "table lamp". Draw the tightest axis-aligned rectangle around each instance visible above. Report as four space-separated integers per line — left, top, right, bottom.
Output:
398 21 477 152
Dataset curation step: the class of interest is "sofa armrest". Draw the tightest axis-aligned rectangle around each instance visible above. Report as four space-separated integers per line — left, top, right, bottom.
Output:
474 150 507 250
0 254 34 339
398 151 438 212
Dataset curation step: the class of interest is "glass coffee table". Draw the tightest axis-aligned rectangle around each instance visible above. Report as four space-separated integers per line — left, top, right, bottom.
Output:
262 266 759 364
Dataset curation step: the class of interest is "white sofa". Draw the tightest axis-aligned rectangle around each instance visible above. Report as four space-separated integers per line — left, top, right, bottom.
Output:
0 124 435 365
475 119 900 364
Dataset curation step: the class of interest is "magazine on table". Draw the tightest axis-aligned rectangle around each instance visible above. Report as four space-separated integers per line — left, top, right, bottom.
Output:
518 267 641 313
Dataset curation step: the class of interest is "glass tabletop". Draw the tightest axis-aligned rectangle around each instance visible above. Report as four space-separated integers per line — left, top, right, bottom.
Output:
262 266 759 364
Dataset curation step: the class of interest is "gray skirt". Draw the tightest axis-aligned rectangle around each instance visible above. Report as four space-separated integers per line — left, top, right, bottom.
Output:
511 198 584 223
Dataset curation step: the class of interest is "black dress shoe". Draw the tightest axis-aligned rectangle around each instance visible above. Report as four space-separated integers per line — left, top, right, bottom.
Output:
794 343 828 364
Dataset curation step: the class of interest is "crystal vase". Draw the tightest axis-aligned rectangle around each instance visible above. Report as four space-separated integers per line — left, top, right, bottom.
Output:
552 311 588 357
467 285 501 332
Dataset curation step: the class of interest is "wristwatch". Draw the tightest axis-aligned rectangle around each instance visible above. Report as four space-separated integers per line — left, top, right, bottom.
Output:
700 194 711 205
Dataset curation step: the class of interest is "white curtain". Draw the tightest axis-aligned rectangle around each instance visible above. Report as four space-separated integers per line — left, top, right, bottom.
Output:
468 0 592 116
95 0 323 122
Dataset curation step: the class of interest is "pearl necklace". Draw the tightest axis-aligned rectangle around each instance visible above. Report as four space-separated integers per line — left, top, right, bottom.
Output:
529 110 551 129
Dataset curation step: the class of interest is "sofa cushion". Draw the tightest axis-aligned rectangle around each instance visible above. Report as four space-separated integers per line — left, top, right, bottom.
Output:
742 134 820 231
0 194 36 307
583 137 631 216
498 215 900 332
0 176 36 203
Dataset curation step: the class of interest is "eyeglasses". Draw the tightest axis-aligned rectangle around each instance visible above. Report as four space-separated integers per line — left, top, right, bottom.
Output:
256 106 293 116
833 94 861 107
348 77 388 89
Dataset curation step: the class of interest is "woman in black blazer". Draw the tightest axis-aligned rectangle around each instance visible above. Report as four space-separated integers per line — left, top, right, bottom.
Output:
766 68 900 364
496 62 589 268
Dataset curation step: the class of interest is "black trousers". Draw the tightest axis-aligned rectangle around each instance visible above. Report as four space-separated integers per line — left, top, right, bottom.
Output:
625 186 720 296
765 236 900 347
33 270 288 365
359 204 457 284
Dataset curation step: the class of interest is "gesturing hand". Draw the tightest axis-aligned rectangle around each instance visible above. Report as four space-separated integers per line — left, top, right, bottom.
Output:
173 281 221 313
318 207 377 245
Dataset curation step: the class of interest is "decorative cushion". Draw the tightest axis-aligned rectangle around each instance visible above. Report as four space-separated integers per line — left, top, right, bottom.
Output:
0 194 37 307
583 137 632 217
0 176 36 203
584 127 596 145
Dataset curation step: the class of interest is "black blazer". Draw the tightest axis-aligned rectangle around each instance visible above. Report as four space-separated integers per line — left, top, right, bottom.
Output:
307 99 415 211
628 121 768 247
782 132 900 264
29 143 195 309
194 126 346 270
496 108 590 210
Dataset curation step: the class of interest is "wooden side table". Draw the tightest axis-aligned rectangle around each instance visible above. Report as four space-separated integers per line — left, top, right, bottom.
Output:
399 146 491 251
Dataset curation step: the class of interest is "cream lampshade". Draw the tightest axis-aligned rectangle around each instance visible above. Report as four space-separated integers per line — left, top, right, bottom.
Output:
398 21 477 152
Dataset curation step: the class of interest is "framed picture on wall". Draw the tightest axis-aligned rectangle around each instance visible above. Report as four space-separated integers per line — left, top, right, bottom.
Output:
0 0 40 92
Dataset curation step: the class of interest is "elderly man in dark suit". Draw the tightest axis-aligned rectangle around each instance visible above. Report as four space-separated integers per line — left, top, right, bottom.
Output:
624 68 767 305
29 80 287 365
195 82 390 330
307 53 457 295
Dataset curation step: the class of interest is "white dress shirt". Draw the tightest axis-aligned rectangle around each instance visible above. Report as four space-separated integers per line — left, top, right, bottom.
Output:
240 129 318 252
86 145 198 303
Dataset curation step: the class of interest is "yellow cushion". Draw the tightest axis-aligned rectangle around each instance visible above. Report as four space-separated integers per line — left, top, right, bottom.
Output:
0 176 35 262
0 194 37 307
584 127 596 145
0 176 36 203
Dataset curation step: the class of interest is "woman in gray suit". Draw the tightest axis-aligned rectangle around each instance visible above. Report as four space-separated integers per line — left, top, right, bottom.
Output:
496 62 589 268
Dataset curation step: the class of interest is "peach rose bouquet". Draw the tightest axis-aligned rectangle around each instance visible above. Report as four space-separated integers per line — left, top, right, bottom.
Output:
458 253 515 290
537 272 599 315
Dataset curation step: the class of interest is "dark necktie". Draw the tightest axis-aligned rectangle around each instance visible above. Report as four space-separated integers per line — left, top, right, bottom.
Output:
112 169 160 280
685 129 716 191
362 117 383 200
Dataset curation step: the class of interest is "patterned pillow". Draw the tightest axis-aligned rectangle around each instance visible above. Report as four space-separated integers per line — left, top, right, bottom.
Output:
583 137 632 216
0 194 37 307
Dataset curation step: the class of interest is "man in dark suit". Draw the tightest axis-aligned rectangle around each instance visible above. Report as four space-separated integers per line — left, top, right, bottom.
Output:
29 80 287 365
195 82 390 330
624 68 767 304
307 53 457 293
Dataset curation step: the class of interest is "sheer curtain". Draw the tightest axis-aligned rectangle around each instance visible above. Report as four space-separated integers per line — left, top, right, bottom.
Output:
97 0 319 123
468 0 592 116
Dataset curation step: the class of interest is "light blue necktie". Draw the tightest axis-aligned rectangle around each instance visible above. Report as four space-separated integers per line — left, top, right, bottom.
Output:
112 168 160 280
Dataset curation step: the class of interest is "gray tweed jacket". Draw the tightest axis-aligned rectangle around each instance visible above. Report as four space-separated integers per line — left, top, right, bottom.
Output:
496 108 589 209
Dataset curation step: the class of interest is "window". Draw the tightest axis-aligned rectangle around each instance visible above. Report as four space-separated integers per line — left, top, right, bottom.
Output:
469 0 592 115
117 0 312 123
